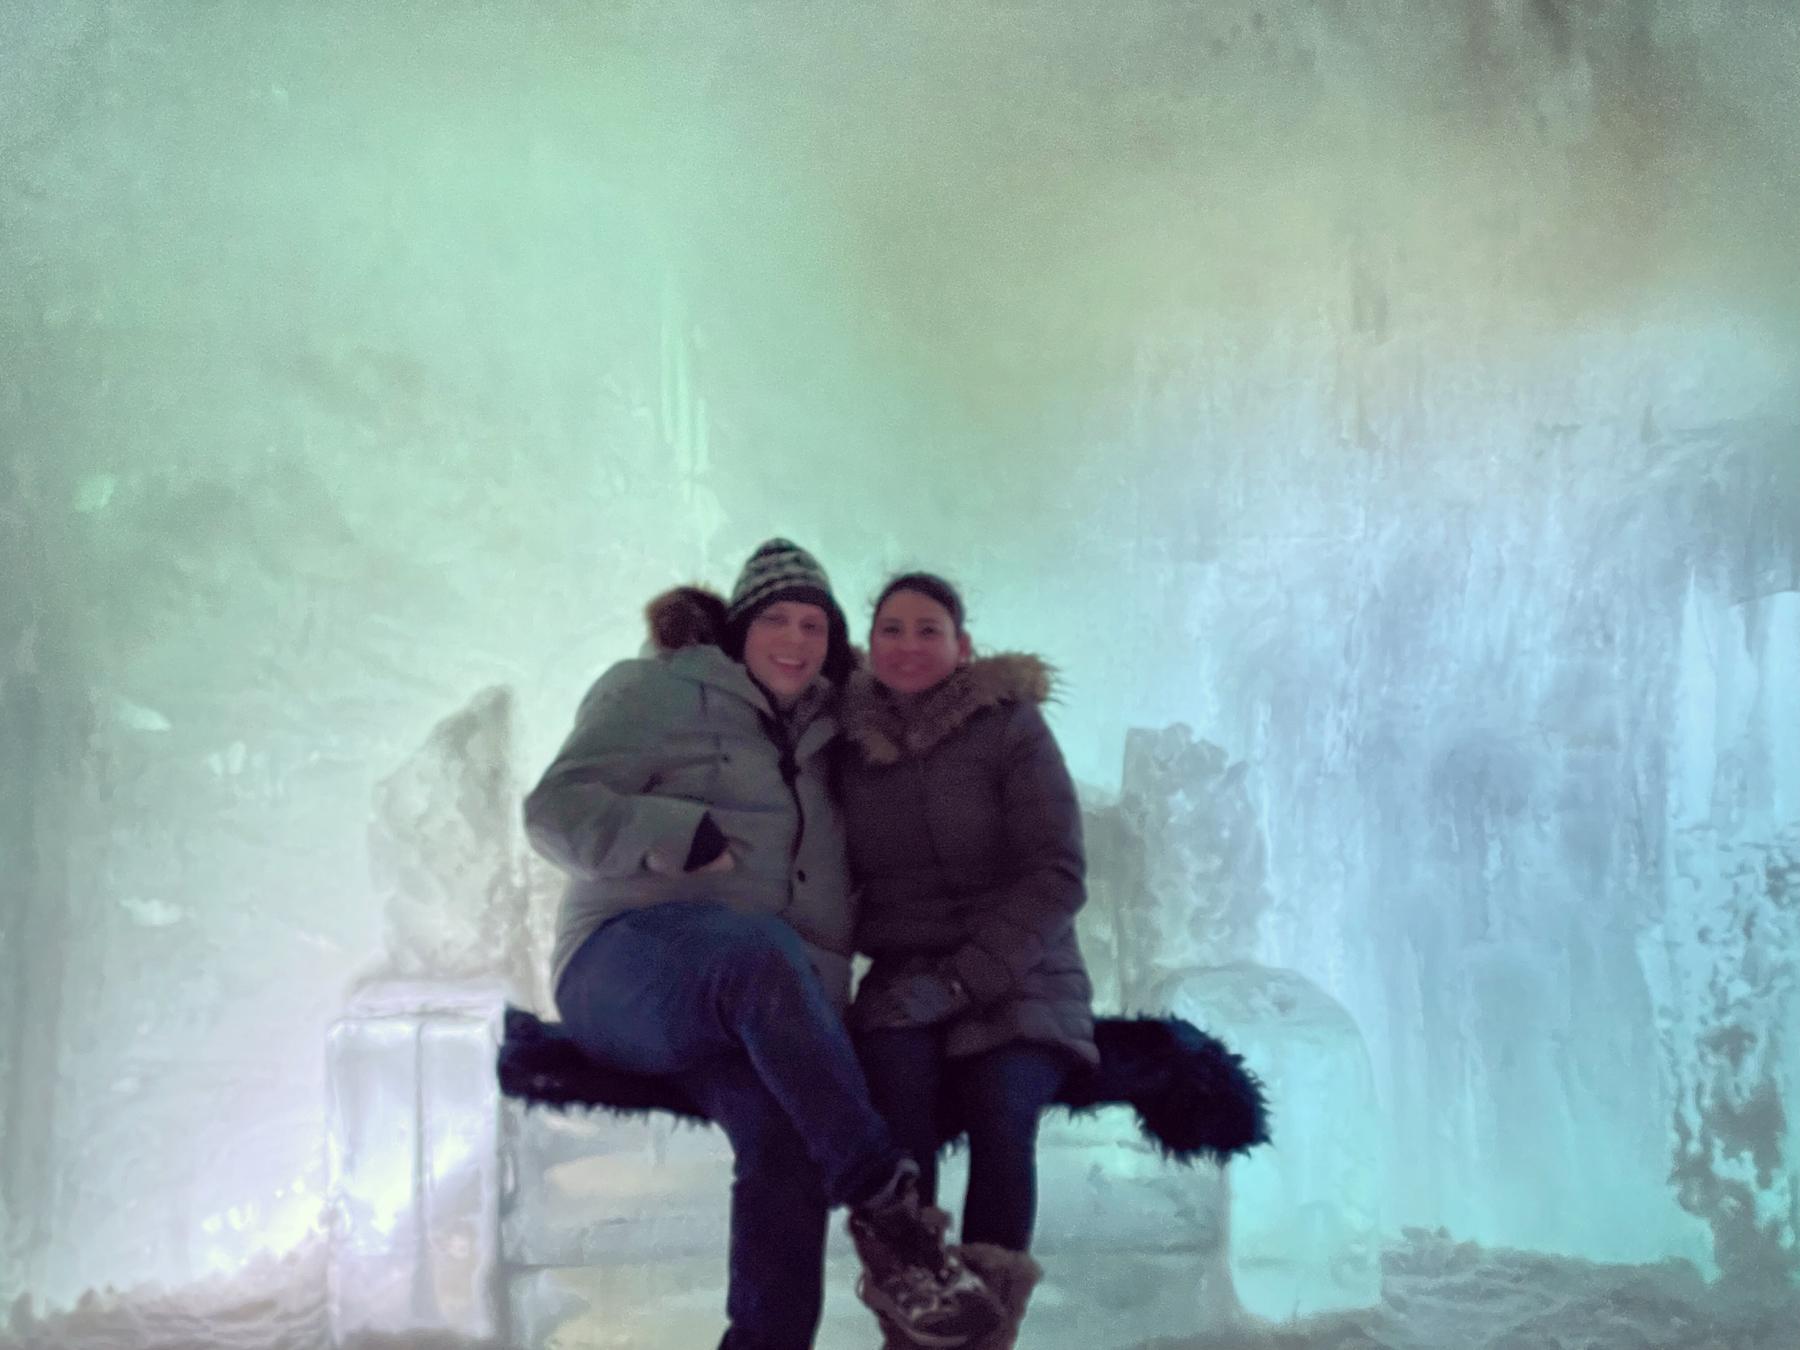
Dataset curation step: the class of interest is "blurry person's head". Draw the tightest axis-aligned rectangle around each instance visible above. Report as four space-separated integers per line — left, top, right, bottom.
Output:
722 538 852 702
869 572 972 698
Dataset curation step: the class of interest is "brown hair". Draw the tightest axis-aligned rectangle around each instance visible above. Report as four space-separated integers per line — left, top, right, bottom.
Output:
873 572 966 633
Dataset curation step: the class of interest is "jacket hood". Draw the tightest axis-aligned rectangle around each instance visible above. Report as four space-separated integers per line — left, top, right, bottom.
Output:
645 586 729 653
842 652 1054 765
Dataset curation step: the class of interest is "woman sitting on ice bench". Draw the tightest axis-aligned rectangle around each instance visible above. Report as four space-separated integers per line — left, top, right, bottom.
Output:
834 569 1104 1349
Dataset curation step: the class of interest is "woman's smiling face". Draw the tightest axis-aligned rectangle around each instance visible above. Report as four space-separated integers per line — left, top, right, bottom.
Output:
870 588 970 697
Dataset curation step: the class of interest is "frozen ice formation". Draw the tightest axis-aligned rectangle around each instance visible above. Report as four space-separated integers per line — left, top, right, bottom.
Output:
4 1 1799 1340
364 687 531 995
1648 587 1800 1289
328 986 1245 1349
1087 724 1383 1316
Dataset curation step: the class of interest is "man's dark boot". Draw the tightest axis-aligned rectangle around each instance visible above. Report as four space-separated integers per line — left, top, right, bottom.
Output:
847 1162 1005 1348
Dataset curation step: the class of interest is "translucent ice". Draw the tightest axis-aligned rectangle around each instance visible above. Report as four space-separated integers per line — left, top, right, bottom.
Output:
326 975 1237 1348
325 981 509 1345
366 687 530 993
1647 587 1800 1287
1089 725 1382 1317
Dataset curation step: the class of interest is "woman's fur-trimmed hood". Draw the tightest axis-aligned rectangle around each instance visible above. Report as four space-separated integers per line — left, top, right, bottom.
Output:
842 653 1054 765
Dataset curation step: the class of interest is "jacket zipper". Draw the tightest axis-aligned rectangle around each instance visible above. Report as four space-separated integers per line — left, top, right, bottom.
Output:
763 710 805 865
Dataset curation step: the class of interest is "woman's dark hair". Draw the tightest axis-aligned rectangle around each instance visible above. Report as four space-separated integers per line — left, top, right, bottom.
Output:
721 592 857 686
873 572 966 633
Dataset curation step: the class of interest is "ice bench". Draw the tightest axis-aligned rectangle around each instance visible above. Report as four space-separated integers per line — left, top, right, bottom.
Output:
324 973 1368 1348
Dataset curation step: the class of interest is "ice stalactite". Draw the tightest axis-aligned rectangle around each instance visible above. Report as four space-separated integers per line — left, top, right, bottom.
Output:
1664 824 1800 1287
1649 583 1800 1288
659 281 725 575
0 448 79 1314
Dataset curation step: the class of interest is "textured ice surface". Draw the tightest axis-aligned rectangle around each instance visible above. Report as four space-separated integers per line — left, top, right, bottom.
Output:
322 686 542 1343
501 1110 1238 1350
12 1232 1800 1350
326 984 508 1346
1112 726 1275 982
1157 964 1383 1320
365 688 531 996
1086 724 1383 1317
500 1104 735 1271
1647 588 1800 1285
5 0 1800 1341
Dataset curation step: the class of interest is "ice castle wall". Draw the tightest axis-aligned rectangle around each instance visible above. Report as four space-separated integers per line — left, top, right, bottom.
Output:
3 0 1798 1315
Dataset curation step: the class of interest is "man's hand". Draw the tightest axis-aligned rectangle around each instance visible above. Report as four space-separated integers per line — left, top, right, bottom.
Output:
690 846 735 875
646 814 736 876
852 969 971 1032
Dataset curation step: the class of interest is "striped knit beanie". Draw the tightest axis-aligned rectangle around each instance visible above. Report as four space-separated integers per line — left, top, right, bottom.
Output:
726 538 835 626
723 538 854 684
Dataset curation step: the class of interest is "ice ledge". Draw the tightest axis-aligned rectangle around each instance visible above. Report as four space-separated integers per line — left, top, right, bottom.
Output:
341 978 522 1021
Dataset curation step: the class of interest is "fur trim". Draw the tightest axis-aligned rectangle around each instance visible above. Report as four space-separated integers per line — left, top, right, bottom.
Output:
867 1243 1036 1350
645 585 728 653
1064 1016 1271 1163
955 1244 1043 1350
842 653 1055 766
498 1006 1270 1165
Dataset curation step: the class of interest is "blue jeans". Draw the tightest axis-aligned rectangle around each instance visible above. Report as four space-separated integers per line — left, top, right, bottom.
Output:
857 1027 1068 1252
557 902 902 1350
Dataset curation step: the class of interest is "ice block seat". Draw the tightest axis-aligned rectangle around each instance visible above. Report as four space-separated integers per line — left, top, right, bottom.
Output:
325 983 1269 1349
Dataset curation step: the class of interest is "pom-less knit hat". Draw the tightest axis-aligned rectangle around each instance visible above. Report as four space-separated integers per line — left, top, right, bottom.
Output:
727 538 835 625
723 537 854 685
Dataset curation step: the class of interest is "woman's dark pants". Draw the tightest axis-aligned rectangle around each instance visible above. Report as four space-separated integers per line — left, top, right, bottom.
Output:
857 1026 1067 1252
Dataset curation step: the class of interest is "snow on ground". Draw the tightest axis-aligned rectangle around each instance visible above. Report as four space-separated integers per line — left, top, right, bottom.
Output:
1155 1230 1799 1350
6 1231 1796 1350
